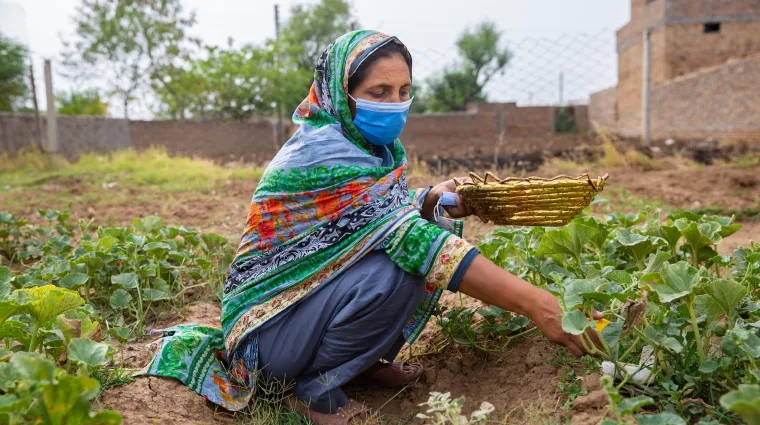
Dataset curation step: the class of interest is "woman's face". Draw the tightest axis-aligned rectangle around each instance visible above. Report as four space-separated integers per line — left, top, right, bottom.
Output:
348 52 412 119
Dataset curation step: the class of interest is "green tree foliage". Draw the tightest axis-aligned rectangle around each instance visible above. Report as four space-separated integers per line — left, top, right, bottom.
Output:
57 90 109 117
276 0 357 114
0 33 28 112
62 0 197 119
424 22 510 112
156 0 356 121
154 40 274 121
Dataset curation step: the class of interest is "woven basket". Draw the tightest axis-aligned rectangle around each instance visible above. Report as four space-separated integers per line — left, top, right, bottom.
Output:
455 172 609 226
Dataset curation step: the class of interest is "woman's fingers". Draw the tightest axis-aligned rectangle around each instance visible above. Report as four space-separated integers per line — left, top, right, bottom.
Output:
592 310 604 320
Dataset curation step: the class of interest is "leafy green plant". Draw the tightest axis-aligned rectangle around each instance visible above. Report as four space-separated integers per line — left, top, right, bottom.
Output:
479 209 757 423
436 304 533 352
0 352 122 424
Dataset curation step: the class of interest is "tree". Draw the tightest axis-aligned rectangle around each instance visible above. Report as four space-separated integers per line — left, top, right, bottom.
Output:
62 0 197 119
424 22 511 112
277 0 357 112
154 40 275 121
0 33 28 112
57 90 109 116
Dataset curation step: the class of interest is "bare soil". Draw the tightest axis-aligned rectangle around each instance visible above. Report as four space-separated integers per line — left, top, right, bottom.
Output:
2 161 758 424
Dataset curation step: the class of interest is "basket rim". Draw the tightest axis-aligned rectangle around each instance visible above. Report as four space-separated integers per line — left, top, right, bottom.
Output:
455 172 609 191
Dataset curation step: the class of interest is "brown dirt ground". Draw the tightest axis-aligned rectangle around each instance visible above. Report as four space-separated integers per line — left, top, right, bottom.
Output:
101 298 610 425
2 162 758 424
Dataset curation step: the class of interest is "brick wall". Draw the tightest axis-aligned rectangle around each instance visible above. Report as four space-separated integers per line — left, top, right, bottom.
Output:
650 54 760 140
666 0 760 19
589 87 618 131
0 113 130 158
2 104 584 163
130 120 280 163
618 0 666 47
664 20 760 79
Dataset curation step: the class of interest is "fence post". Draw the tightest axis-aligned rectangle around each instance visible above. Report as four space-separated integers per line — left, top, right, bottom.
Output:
28 61 43 152
641 29 652 147
43 59 58 158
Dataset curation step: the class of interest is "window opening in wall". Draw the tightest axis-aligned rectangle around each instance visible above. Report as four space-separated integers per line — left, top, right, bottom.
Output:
704 22 721 33
645 0 656 4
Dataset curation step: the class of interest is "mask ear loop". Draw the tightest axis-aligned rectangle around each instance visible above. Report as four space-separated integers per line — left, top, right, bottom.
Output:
432 195 444 222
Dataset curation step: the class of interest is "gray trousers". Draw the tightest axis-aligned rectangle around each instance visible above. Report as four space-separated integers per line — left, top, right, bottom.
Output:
255 251 424 414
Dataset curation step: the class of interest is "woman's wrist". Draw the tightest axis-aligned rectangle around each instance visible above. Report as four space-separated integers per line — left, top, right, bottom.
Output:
420 185 443 219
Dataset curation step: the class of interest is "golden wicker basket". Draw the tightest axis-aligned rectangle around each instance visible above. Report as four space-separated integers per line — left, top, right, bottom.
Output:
455 172 609 226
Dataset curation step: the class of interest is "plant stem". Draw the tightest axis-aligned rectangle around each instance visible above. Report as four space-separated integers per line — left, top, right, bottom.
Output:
687 295 706 362
619 336 641 363
28 327 39 352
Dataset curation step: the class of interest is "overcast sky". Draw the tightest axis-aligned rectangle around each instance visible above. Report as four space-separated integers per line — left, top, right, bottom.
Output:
1 0 631 118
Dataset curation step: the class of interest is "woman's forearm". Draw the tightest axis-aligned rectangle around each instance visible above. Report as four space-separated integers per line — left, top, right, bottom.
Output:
457 254 544 317
457 254 590 356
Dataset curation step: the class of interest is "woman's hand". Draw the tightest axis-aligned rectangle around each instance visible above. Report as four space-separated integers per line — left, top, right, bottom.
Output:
421 178 488 222
459 255 602 357
527 289 604 357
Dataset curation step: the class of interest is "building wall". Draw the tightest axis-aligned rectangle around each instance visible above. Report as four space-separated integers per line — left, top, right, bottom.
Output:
588 87 618 131
664 20 760 79
0 113 131 158
650 54 760 140
666 0 760 19
130 120 279 163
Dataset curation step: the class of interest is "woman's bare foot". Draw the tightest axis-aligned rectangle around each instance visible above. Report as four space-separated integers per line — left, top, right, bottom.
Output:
349 361 423 388
284 395 378 425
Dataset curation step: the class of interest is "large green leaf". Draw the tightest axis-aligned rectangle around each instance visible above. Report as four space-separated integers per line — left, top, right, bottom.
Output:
59 273 89 290
561 310 589 335
0 267 10 298
0 363 22 392
0 300 22 327
16 285 84 325
10 352 56 383
537 221 598 263
109 289 132 310
644 251 672 274
111 273 138 290
134 216 164 233
616 395 654 414
695 294 724 324
601 320 624 349
720 384 760 425
142 288 169 302
675 219 721 249
68 338 110 367
616 229 659 265
704 279 747 319
635 412 687 425
561 279 599 310
644 325 683 353
649 261 698 303
107 327 134 343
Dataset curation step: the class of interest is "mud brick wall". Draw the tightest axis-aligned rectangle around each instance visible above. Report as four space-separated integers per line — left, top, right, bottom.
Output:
0 113 130 159
130 120 280 163
650 54 760 141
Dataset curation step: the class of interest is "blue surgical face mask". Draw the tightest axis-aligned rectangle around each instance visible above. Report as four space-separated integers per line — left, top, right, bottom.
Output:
349 95 413 145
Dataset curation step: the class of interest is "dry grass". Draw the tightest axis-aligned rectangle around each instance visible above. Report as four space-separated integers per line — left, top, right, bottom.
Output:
1 147 263 193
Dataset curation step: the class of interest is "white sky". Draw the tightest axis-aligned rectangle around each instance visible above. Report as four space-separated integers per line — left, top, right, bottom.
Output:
1 0 631 117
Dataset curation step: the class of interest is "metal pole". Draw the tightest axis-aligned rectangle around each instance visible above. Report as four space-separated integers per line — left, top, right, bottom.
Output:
28 61 43 152
274 4 284 148
642 29 652 146
559 71 564 105
43 59 58 157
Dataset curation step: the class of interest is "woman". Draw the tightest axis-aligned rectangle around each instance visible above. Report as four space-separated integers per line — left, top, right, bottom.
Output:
142 30 597 425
